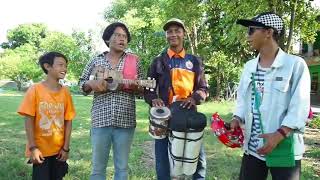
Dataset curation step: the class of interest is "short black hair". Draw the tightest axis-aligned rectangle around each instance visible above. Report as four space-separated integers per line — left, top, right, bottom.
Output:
38 52 68 74
102 22 131 47
273 24 285 43
264 25 285 43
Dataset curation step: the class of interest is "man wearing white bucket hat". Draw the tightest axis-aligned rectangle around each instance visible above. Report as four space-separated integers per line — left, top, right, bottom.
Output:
231 12 310 180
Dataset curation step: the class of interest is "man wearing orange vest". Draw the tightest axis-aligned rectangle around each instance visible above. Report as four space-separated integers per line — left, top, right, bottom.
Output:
144 18 208 180
79 22 143 180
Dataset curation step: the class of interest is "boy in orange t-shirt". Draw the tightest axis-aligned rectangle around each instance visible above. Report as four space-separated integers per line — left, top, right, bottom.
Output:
17 52 76 180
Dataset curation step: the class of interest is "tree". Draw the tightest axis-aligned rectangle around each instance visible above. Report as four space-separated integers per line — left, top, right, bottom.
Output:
205 51 242 99
201 0 270 98
40 31 94 79
71 30 95 78
0 44 42 90
104 0 209 75
267 0 320 51
0 23 95 88
1 23 48 49
103 0 320 99
104 0 168 75
160 0 206 55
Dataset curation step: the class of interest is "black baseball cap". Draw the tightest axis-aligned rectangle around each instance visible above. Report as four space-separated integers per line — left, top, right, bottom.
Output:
237 12 284 33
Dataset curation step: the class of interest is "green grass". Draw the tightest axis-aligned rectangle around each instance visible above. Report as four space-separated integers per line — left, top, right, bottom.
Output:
0 93 319 180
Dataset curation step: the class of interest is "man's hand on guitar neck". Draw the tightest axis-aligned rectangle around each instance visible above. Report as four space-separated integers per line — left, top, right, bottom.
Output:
84 80 108 93
120 82 144 94
131 82 144 94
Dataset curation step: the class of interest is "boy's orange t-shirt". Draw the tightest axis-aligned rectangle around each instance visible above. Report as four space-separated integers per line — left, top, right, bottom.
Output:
17 83 76 157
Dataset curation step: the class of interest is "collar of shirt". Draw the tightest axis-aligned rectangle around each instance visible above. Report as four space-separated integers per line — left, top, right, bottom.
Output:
103 51 127 70
104 51 127 60
167 48 186 59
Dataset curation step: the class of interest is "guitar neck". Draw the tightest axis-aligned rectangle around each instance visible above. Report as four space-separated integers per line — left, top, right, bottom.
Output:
120 79 148 87
90 75 154 89
120 79 142 85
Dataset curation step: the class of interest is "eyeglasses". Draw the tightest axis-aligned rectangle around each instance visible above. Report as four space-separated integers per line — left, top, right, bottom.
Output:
112 33 128 40
166 28 184 36
248 27 264 35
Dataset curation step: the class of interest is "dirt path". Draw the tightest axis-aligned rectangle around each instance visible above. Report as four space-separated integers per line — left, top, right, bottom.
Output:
139 141 155 168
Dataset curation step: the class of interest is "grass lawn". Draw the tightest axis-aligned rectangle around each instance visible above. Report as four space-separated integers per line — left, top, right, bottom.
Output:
0 91 319 180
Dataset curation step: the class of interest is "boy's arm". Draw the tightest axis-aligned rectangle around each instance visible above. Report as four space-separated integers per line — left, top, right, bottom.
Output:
25 115 36 148
63 88 75 151
25 115 44 164
63 120 72 151
57 120 72 161
57 88 75 161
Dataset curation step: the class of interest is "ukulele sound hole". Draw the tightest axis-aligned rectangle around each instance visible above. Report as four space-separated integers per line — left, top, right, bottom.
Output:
106 77 113 83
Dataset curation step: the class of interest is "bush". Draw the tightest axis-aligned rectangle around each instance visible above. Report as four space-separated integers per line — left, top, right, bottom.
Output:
308 116 320 129
69 85 81 94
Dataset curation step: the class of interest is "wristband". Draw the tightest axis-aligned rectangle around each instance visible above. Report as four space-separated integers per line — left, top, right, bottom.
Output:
277 128 287 138
62 147 70 152
233 115 242 122
29 146 38 152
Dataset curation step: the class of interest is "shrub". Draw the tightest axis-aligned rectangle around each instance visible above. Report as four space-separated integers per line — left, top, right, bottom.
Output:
308 116 320 129
69 85 81 94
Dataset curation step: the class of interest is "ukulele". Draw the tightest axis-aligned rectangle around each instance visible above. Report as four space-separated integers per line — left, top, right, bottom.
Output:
89 66 156 91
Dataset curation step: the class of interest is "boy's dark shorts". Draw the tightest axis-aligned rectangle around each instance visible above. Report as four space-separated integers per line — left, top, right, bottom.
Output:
31 154 68 180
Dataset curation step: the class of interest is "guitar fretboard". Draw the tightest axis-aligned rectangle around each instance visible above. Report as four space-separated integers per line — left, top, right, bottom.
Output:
91 76 155 88
119 79 153 88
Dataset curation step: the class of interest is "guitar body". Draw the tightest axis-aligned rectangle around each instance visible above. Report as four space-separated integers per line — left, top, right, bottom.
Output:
105 77 120 91
103 70 123 91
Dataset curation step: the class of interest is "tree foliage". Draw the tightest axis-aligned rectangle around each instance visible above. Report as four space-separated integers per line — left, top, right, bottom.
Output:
40 31 92 79
103 0 320 99
0 1 318 95
0 24 94 89
0 44 42 90
1 23 48 49
267 0 320 51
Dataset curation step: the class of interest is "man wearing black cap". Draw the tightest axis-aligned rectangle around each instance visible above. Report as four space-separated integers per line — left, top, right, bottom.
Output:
231 12 310 180
144 18 208 179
